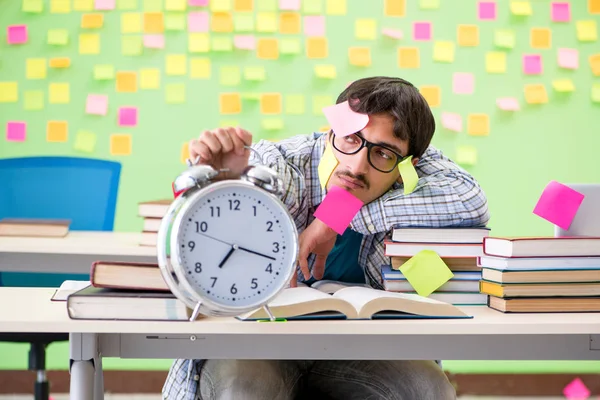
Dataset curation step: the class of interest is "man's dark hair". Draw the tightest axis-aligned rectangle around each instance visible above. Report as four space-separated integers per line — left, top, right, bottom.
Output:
335 76 435 158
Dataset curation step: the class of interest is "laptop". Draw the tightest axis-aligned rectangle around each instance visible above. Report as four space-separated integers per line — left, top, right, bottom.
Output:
554 183 600 237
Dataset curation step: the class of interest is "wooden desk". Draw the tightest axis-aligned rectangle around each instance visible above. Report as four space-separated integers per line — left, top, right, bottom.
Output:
0 231 157 273
1 287 599 400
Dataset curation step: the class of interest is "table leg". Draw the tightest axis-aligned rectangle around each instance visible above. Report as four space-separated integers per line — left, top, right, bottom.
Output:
70 333 100 400
94 354 104 400
70 360 95 400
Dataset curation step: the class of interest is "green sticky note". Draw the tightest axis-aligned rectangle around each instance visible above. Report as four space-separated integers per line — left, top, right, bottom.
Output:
23 0 44 12
256 0 277 11
165 13 186 30
212 36 233 52
94 64 115 80
241 92 261 100
219 119 239 127
244 66 266 81
398 155 418 194
165 83 186 103
592 83 600 103
262 118 284 131
314 64 336 79
280 38 301 54
24 90 44 110
494 29 515 49
312 95 333 116
233 14 254 32
48 29 69 45
399 250 454 297
285 94 305 115
455 145 477 166
73 131 97 153
143 0 162 11
419 0 439 9
220 66 241 86
122 36 143 55
303 0 322 14
117 0 138 9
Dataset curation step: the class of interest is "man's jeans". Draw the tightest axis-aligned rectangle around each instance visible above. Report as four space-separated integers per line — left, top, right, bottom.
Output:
198 359 456 400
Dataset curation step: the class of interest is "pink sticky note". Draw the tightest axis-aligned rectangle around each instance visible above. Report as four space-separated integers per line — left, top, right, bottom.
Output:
144 34 165 49
314 186 364 235
7 25 28 45
453 73 475 94
95 0 115 9
478 1 496 20
322 101 369 137
533 181 585 230
382 28 403 39
563 378 590 400
558 48 579 69
523 54 543 75
6 121 26 142
413 22 432 41
304 16 325 36
551 2 570 22
189 0 208 5
441 112 462 132
118 107 138 127
86 94 108 116
496 97 520 111
188 11 209 32
279 0 300 10
234 35 255 50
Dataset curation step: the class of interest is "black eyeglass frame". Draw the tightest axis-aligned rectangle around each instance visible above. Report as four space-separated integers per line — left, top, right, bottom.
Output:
330 132 407 174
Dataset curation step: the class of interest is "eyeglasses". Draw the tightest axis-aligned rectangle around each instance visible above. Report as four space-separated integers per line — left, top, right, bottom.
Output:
331 133 406 174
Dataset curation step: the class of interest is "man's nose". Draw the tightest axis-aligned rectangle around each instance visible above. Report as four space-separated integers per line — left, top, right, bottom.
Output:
347 147 370 176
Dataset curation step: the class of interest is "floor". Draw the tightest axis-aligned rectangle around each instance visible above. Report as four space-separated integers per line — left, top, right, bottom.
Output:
0 396 570 400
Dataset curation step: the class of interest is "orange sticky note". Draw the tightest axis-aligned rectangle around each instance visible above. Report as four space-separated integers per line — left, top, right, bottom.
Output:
144 12 164 33
530 27 551 49
590 0 600 14
590 54 600 76
397 47 419 68
419 85 440 107
348 47 371 66
110 134 132 155
220 93 242 114
260 93 282 114
384 0 405 16
211 12 233 32
257 38 279 59
524 83 548 104
279 12 301 34
467 114 489 136
46 121 68 142
81 13 104 28
234 0 253 11
306 37 328 59
116 71 137 92
49 57 70 68
457 24 479 47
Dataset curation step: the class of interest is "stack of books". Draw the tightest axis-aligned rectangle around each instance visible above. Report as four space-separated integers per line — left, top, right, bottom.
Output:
137 199 171 246
382 227 490 305
479 236 600 313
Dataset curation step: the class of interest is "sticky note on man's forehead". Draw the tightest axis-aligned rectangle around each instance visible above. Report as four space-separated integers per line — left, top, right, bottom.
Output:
322 100 369 137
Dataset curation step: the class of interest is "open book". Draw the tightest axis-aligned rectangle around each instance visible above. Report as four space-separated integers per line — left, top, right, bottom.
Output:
237 286 471 320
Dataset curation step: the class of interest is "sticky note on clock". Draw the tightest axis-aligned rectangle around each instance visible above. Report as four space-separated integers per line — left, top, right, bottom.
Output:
314 185 363 235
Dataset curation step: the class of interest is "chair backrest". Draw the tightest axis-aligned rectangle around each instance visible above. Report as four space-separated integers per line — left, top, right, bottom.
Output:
0 156 122 287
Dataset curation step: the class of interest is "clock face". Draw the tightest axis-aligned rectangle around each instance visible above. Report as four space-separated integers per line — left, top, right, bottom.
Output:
173 181 298 311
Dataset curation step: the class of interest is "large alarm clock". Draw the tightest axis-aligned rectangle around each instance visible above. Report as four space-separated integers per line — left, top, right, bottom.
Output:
157 163 299 321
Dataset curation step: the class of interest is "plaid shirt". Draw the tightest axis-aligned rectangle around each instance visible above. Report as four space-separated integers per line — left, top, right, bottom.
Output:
162 132 490 399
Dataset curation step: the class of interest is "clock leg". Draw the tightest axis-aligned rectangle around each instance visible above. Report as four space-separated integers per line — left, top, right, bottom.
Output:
263 305 276 321
190 301 203 321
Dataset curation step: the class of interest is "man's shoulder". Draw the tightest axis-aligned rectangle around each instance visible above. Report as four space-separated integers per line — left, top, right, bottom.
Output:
256 132 325 160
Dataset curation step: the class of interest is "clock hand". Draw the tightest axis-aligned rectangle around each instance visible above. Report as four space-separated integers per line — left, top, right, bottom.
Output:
237 246 276 261
196 232 234 247
218 244 238 268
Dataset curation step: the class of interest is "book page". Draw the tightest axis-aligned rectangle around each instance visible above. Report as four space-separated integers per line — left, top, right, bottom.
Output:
310 280 369 294
51 280 91 301
269 287 332 306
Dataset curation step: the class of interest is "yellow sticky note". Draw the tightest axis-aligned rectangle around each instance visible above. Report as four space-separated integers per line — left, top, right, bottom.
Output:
47 121 68 142
81 13 104 28
285 94 305 115
211 0 231 11
433 41 454 63
530 27 551 49
49 57 70 68
590 0 600 14
306 37 328 59
181 142 190 164
590 54 600 76
73 0 94 10
261 118 284 131
257 38 279 60
244 66 266 81
398 155 418 194
348 47 371 67
318 141 339 189
0 82 18 103
110 134 133 156
220 93 242 114
220 66 241 86
510 1 532 16
592 83 600 103
256 12 277 33
26 58 47 79
188 33 210 53
116 71 138 92
457 24 479 47
280 38 301 54
524 83 548 104
144 0 163 12
314 64 336 78
50 0 70 13
326 0 346 15
552 79 575 92
118 0 138 9
400 250 454 296
79 33 100 54
165 13 186 31
166 54 187 75
279 12 301 34
49 83 70 104
74 131 97 153
23 0 44 12
94 64 115 80
577 20 597 42
24 91 44 110
486 52 506 73
122 36 143 56
190 58 211 79
144 12 164 33
48 29 69 45
165 0 186 11
234 0 253 11
303 0 322 14
140 68 160 89
260 93 282 114
467 114 489 136
234 14 254 31
355 19 377 40
384 0 405 16
122 13 142 33
456 145 477 166
397 47 420 68
419 86 440 108
165 83 186 103
212 12 234 32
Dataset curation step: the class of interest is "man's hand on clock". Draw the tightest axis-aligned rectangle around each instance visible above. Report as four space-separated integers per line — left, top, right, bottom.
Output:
189 127 252 180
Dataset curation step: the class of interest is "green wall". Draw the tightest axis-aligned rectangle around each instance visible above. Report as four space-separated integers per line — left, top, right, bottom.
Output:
1 0 600 374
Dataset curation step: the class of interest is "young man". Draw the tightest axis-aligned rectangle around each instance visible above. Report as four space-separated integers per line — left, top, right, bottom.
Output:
163 76 490 400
